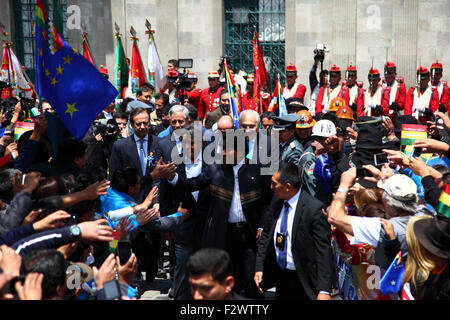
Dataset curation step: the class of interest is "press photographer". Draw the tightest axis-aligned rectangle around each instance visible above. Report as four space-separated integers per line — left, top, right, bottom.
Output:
83 116 121 169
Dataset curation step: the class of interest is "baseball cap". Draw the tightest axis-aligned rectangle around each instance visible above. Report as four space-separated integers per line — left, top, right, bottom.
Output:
312 120 337 138
377 174 417 201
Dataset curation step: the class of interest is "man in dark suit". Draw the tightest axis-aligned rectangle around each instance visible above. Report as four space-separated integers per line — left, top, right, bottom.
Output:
154 107 210 299
109 107 176 287
254 161 334 300
167 132 272 298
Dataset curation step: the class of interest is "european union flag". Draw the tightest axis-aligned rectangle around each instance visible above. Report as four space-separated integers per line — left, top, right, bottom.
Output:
35 0 118 140
379 250 405 295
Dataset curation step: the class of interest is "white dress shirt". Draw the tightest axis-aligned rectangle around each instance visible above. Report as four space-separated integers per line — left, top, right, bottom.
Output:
168 152 203 202
273 190 301 270
185 152 202 201
228 159 246 223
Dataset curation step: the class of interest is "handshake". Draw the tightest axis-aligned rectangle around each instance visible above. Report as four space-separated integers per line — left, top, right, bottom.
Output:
151 157 177 180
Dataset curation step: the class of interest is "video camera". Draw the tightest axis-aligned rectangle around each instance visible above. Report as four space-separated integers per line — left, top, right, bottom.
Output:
92 118 120 143
313 43 329 63
167 58 194 91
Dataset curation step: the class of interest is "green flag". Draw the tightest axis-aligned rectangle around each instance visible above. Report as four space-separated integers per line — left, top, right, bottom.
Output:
113 31 129 105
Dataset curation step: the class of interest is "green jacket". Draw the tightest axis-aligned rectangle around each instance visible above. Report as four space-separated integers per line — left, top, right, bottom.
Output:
298 146 331 206
280 135 304 168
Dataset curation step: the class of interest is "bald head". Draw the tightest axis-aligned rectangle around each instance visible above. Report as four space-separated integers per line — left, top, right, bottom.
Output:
217 115 234 133
239 109 260 133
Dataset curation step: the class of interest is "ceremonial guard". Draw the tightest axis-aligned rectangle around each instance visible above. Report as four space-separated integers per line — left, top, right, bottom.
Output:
282 63 307 102
198 71 223 120
430 61 450 113
315 65 349 115
185 72 202 110
405 66 439 123
241 74 270 112
362 68 383 117
381 61 406 120
344 63 364 117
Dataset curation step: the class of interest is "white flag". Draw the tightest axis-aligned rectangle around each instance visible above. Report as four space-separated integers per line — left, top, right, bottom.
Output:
9 49 33 98
148 32 166 93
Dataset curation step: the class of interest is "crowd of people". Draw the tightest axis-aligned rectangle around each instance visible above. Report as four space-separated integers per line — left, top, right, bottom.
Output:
0 52 449 301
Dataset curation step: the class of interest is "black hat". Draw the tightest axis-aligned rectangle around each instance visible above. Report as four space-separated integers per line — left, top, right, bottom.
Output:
286 97 308 112
414 214 450 259
272 113 300 131
355 124 385 150
394 115 419 134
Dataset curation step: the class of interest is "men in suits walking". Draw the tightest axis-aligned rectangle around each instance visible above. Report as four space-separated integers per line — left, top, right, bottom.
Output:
109 107 176 287
167 133 272 298
164 124 211 299
254 161 334 300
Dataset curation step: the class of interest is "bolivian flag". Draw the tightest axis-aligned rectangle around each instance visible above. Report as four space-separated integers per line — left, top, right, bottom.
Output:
436 184 450 218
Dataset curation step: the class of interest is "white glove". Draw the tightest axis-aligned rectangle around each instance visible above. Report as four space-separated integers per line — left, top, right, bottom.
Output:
368 99 377 109
413 101 425 112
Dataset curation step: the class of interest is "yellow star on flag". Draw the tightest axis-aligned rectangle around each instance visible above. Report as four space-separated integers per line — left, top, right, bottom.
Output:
38 49 43 57
63 55 72 65
65 102 78 118
51 77 58 86
73 48 78 55
45 69 50 77
56 64 64 75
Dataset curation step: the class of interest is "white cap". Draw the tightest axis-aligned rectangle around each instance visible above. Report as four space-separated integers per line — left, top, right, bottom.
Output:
377 174 417 201
312 120 337 138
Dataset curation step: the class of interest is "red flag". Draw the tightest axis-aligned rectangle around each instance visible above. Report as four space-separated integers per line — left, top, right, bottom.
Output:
252 28 271 112
128 36 147 95
81 32 96 67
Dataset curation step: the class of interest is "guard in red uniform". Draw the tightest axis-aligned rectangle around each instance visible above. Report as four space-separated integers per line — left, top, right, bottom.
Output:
405 66 439 123
315 65 349 115
430 61 450 113
361 68 383 118
381 61 406 121
197 70 223 120
241 74 270 113
185 72 202 110
282 63 307 102
344 63 364 116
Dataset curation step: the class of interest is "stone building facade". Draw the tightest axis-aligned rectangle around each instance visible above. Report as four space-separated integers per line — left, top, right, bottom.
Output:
1 0 449 106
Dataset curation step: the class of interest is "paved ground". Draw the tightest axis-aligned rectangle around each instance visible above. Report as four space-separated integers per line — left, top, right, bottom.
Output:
138 243 339 300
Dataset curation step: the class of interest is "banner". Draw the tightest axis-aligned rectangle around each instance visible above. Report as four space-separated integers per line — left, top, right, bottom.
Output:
113 31 129 100
1 42 33 99
147 29 165 94
128 34 147 96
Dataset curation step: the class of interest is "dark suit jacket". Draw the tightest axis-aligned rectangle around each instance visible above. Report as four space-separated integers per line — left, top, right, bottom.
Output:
204 106 227 129
174 162 273 249
255 190 334 299
109 134 159 202
154 135 210 246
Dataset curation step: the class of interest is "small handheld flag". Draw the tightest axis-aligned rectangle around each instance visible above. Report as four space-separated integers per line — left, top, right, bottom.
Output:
379 250 405 295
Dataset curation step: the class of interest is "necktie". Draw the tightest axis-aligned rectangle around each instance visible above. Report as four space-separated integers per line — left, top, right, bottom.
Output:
139 139 146 176
277 201 290 269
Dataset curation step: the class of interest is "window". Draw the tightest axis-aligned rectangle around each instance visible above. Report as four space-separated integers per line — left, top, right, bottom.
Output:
13 0 67 82
225 0 285 90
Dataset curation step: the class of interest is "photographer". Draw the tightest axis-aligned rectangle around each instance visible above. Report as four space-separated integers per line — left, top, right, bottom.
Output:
309 50 329 116
83 116 121 169
165 71 180 104
113 112 129 139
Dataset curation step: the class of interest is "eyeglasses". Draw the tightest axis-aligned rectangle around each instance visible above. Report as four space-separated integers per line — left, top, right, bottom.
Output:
171 119 185 124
